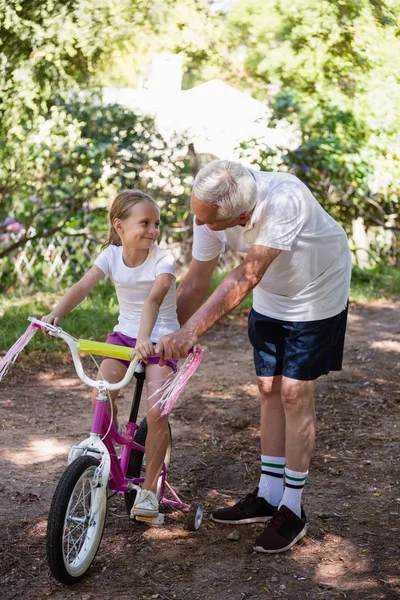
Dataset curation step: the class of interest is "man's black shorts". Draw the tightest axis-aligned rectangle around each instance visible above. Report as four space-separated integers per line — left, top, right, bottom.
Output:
248 305 348 381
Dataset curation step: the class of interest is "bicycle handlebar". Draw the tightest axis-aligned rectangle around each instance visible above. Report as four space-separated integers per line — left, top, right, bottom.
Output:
78 339 134 362
28 317 139 391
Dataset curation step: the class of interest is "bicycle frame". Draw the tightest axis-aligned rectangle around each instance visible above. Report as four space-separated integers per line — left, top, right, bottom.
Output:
90 380 189 511
29 317 190 513
30 317 204 586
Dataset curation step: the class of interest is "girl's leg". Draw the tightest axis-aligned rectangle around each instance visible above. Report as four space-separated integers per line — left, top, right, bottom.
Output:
142 363 172 493
90 358 127 426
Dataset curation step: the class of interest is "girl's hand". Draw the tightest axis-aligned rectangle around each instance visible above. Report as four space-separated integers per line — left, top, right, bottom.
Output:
135 337 155 363
40 313 62 333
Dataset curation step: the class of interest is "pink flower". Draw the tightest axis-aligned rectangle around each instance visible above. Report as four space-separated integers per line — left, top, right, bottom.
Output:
1 217 23 232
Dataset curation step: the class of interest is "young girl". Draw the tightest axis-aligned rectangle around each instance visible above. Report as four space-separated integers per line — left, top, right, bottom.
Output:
41 189 179 519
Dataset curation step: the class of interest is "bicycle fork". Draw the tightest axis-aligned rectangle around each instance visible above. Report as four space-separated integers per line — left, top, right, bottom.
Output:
68 386 111 519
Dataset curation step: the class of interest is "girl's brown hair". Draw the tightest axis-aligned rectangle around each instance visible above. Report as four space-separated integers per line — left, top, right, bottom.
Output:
103 189 158 248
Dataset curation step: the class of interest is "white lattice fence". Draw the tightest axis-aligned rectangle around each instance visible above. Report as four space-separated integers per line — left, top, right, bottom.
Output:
6 233 100 287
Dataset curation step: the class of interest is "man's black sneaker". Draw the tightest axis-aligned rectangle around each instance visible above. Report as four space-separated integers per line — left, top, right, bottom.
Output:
211 488 276 525
253 505 307 553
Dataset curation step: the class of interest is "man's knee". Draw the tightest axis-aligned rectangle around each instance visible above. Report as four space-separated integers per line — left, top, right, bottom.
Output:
257 375 282 397
281 378 315 408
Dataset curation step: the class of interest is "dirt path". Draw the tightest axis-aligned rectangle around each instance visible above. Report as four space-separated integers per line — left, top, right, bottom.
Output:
1 300 399 600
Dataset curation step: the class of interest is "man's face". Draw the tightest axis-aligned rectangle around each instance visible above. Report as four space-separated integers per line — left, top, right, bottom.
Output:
191 193 250 231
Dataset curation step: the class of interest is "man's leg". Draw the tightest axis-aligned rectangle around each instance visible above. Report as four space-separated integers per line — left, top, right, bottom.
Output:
279 377 315 515
282 377 316 471
258 375 285 456
253 377 315 553
257 375 286 507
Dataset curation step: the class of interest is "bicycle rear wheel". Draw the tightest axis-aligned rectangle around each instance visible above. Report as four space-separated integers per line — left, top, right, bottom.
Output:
124 417 172 514
46 456 107 584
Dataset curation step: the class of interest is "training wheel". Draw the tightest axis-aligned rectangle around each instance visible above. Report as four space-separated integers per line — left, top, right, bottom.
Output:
186 501 204 531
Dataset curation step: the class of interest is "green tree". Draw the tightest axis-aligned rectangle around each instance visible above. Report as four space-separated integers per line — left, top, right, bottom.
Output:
0 1 194 291
0 96 192 290
2 0 400 278
228 1 400 261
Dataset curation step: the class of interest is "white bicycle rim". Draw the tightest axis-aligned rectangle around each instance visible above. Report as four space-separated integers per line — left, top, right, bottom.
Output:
194 504 204 530
62 465 107 577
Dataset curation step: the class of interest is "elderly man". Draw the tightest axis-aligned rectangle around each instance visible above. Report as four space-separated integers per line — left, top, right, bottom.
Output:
155 160 351 553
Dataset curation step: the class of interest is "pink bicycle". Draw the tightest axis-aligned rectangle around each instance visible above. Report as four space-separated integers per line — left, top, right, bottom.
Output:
28 318 204 585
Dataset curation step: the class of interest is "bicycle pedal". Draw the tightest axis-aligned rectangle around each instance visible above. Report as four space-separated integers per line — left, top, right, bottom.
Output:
135 513 165 526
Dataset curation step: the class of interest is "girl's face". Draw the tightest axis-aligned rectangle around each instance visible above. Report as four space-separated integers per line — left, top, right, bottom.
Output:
114 201 160 249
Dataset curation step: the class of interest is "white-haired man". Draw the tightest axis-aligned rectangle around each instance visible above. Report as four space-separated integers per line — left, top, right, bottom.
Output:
155 160 351 553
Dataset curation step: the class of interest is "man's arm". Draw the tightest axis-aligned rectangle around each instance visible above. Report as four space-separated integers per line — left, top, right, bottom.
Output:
186 245 280 338
155 245 281 359
177 256 220 325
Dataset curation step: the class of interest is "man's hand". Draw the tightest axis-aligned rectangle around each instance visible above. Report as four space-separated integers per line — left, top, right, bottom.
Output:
155 327 198 365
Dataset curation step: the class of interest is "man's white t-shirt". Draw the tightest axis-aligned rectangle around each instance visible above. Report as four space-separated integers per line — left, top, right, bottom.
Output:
95 244 179 341
192 170 352 321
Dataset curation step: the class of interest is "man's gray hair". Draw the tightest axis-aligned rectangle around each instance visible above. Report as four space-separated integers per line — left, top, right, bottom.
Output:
192 160 257 219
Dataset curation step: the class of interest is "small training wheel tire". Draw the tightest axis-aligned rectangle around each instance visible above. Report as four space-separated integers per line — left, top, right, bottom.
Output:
186 501 204 531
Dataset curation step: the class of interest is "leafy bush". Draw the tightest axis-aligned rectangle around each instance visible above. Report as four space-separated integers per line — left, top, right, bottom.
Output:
0 96 193 292
350 265 400 301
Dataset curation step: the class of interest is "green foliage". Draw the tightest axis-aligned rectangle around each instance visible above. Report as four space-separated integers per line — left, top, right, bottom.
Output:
0 1 195 290
0 95 192 291
350 265 400 301
1 0 118 137
240 100 394 229
2 265 399 356
2 0 400 297
93 0 225 89
233 0 400 261
0 279 118 354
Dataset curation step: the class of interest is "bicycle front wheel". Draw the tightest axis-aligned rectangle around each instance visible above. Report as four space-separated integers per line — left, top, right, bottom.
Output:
46 456 107 584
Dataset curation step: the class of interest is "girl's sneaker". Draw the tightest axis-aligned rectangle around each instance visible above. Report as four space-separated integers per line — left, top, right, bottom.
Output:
130 489 159 519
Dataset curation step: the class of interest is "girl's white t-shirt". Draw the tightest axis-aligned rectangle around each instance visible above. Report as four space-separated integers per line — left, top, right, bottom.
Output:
192 170 352 322
95 244 179 341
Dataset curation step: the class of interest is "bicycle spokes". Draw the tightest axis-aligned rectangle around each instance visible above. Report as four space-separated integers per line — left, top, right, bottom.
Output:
63 470 95 565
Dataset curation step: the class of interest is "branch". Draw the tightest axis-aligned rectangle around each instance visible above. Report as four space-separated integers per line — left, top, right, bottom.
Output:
341 198 400 230
24 203 55 231
0 226 103 259
364 195 389 218
60 231 102 243
0 226 65 260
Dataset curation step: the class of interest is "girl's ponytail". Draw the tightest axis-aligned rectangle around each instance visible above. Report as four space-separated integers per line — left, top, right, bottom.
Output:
105 224 122 247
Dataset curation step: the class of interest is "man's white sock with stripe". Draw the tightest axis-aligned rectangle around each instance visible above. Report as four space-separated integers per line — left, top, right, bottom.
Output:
279 467 308 518
258 455 285 507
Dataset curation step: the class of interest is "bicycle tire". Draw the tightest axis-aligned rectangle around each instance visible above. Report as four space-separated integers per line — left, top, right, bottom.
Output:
124 417 172 514
46 455 107 584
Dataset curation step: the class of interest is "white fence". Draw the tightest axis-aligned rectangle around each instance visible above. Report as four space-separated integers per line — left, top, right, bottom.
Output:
2 233 100 287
